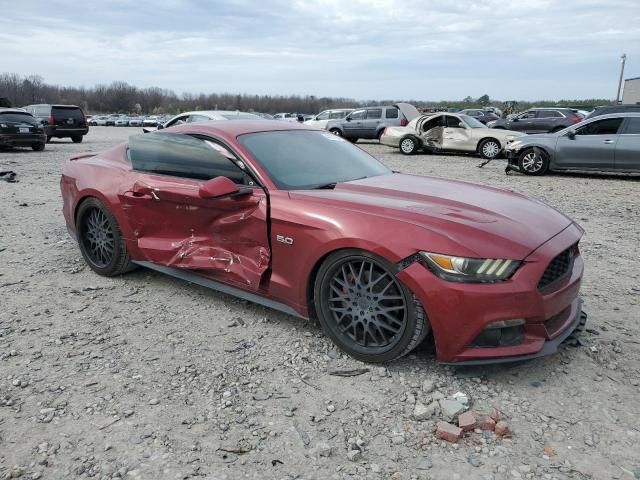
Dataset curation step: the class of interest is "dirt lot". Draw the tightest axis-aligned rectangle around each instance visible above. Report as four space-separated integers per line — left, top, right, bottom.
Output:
1 127 639 480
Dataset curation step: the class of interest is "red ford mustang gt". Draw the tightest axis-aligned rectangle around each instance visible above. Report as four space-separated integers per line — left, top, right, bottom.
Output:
60 121 586 364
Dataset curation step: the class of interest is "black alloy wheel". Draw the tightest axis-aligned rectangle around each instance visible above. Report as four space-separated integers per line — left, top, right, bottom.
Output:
76 198 134 276
314 250 428 363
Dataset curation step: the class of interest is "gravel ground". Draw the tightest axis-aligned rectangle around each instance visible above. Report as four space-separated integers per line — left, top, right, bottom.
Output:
1 127 639 480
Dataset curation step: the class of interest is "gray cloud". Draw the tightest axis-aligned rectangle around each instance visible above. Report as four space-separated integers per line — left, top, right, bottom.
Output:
0 0 638 100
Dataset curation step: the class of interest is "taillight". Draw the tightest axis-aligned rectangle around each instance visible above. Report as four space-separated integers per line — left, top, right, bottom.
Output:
48 115 54 126
83 115 88 127
568 114 581 123
400 118 408 126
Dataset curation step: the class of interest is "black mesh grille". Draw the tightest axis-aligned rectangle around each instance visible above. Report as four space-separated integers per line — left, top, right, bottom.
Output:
538 244 576 290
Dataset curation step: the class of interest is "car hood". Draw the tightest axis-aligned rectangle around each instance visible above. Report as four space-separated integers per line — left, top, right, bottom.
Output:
292 173 574 259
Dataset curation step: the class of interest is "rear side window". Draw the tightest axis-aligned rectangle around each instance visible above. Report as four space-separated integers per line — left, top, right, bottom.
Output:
366 108 382 119
537 110 563 118
128 133 246 183
385 108 399 119
52 106 83 119
576 118 624 135
623 118 640 134
0 112 38 125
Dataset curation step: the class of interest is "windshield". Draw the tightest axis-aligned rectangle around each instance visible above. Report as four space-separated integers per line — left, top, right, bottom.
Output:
460 115 486 128
238 130 390 190
220 113 260 120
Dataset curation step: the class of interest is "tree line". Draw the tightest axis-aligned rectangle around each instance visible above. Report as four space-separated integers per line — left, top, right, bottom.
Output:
0 72 612 115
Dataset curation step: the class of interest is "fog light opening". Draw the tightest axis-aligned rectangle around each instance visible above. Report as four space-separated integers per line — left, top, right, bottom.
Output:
471 319 525 347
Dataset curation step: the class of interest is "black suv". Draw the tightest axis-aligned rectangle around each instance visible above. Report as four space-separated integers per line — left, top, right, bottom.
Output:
0 108 47 151
488 108 582 133
584 104 640 120
23 104 89 143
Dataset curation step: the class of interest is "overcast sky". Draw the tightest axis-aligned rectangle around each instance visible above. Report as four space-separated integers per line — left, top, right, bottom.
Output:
1 0 638 101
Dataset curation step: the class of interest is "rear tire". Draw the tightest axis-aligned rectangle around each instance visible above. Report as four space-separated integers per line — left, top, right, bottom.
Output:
71 136 83 143
76 198 135 277
313 249 429 363
32 143 45 151
518 148 549 175
399 136 418 155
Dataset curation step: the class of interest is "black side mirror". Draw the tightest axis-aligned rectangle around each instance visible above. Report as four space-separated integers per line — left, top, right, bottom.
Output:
345 116 351 122
157 124 164 130
567 130 576 139
512 117 519 122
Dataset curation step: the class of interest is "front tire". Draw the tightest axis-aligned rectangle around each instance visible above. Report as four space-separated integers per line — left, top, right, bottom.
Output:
399 136 418 155
76 198 135 276
32 143 45 151
313 250 429 363
71 136 83 143
518 148 549 175
478 138 501 160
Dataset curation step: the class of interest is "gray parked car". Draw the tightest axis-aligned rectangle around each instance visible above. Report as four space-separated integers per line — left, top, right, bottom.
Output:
504 113 640 175
325 103 419 142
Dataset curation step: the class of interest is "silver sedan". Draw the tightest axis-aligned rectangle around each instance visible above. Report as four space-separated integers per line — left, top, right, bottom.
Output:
505 113 640 175
380 112 523 160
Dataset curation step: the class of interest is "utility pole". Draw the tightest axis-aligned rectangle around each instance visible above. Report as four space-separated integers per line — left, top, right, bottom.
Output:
616 53 627 104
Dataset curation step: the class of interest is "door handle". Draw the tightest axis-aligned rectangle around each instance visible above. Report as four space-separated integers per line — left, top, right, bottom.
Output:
603 140 615 144
130 183 160 201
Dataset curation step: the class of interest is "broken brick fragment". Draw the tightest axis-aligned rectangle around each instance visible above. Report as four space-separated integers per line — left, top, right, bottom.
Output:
489 408 501 422
457 411 477 431
479 417 496 431
435 421 463 443
495 420 511 437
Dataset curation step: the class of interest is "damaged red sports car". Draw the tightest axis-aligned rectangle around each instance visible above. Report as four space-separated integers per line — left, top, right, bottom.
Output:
60 121 586 364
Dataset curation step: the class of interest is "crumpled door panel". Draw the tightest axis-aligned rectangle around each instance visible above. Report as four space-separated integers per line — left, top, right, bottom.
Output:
422 126 444 149
119 177 270 289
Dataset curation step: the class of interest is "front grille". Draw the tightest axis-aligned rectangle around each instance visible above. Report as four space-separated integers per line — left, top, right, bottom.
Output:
537 244 577 290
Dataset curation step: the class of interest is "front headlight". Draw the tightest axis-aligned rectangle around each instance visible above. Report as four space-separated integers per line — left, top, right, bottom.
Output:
506 140 522 150
486 121 496 127
419 252 521 283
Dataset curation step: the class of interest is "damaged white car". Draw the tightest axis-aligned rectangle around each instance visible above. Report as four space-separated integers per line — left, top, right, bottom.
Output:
380 113 523 159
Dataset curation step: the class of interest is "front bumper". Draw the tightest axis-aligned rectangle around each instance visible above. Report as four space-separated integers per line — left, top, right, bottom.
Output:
397 223 585 364
0 132 46 147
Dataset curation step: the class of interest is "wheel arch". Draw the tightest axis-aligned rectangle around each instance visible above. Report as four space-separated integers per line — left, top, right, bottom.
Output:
476 136 502 152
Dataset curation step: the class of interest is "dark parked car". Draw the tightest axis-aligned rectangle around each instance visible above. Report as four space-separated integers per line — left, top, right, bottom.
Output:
22 104 89 143
0 108 47 151
488 108 582 133
458 109 500 125
504 113 640 175
325 103 420 142
584 104 640 120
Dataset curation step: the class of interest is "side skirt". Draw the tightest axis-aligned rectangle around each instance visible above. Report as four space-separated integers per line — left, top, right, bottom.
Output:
133 261 307 320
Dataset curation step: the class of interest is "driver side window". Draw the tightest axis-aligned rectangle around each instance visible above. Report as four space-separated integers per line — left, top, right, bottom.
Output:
444 116 463 128
350 109 366 120
316 111 330 120
128 133 250 184
575 118 623 136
